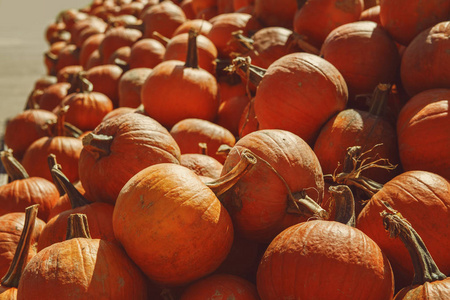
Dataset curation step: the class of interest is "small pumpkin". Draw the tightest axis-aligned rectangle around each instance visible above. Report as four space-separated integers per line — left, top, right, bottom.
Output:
128 38 165 69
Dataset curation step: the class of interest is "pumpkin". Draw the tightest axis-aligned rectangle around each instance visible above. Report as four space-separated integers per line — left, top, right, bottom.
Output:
38 161 115 251
45 20 69 45
357 170 450 290
17 214 148 299
0 205 40 300
78 112 181 204
381 207 450 299
56 65 84 83
84 49 102 70
21 108 83 183
38 82 71 112
164 32 218 75
313 84 400 184
293 0 364 49
113 151 256 286
360 5 381 25
98 26 142 64
70 16 106 48
179 0 196 19
257 185 394 300
221 129 327 243
44 41 67 76
397 89 449 180
25 75 58 109
79 33 105 69
320 21 400 107
4 110 57 160
180 274 260 299
0 150 60 222
180 153 223 179
118 68 152 108
170 118 235 164
107 46 131 65
128 38 165 69
173 19 213 37
379 0 450 46
0 205 44 282
216 94 250 137
400 21 450 97
141 30 220 128
141 1 187 39
53 44 81 74
252 52 348 145
53 74 114 131
85 64 123 107
191 0 216 15
238 99 259 138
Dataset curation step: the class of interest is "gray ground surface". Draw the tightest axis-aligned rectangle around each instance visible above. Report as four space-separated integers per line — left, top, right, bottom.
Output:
0 0 90 135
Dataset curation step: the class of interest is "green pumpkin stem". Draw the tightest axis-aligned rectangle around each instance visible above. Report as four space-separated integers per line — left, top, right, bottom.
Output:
329 185 356 227
185 28 199 69
205 149 257 197
368 83 392 117
51 163 90 209
66 213 92 240
1 204 39 288
381 204 447 285
82 132 114 160
1 149 29 181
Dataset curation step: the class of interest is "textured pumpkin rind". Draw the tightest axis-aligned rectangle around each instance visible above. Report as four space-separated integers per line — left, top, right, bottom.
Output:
394 280 450 300
17 239 148 299
221 129 324 243
113 163 234 286
257 220 394 300
254 53 348 145
356 171 450 287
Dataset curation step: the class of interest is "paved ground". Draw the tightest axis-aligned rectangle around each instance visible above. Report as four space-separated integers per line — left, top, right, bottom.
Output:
0 0 90 135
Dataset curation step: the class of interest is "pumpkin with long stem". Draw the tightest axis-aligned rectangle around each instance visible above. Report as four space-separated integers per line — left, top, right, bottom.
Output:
381 204 450 299
257 185 394 299
357 170 450 290
141 29 220 128
0 205 40 300
0 150 59 222
220 129 327 243
38 160 116 251
18 214 148 299
113 149 257 286
79 112 181 204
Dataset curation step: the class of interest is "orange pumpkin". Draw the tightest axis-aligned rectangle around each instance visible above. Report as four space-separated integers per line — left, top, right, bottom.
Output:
128 38 165 69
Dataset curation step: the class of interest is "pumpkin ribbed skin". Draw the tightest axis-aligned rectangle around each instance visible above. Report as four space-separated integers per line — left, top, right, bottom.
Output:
380 0 450 46
221 129 324 243
79 113 181 204
320 21 400 105
400 22 450 97
253 0 297 28
142 1 186 39
397 89 450 180
98 27 142 64
118 68 152 108
0 178 59 222
173 19 213 37
394 280 450 300
180 274 260 300
0 212 45 278
254 53 348 145
22 136 82 183
17 238 148 299
85 64 123 107
257 220 394 300
180 154 223 179
141 60 220 128
38 82 71 111
128 39 165 70
113 163 234 286
357 171 450 289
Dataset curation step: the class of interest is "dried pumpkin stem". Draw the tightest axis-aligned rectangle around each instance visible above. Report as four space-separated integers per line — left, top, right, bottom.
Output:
82 132 114 160
198 143 208 155
328 185 355 227
225 57 266 89
1 204 39 287
1 149 29 181
381 205 447 285
51 163 90 208
231 30 257 54
206 149 257 197
185 28 199 69
152 31 170 45
290 32 320 55
368 83 391 117
66 213 92 240
48 154 66 196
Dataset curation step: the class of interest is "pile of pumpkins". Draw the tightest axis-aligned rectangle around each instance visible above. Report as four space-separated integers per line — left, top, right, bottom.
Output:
1 0 449 298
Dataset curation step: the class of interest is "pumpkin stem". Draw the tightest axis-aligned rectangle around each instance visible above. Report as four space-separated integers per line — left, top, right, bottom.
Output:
225 56 266 88
0 149 29 181
51 162 90 209
125 20 145 33
216 144 232 158
326 145 396 198
114 58 130 72
1 204 39 288
198 143 208 155
231 30 256 55
185 28 199 69
152 31 170 46
82 132 114 160
288 32 320 55
368 83 392 117
381 206 447 285
329 185 355 227
48 154 66 196
206 149 257 197
66 213 92 240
